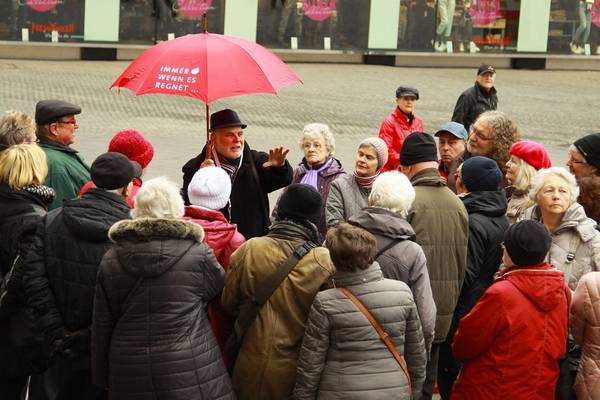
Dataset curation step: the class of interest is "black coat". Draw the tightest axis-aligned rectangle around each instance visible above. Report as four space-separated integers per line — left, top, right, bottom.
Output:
451 82 498 132
92 218 234 400
182 141 293 239
0 184 49 377
23 189 131 361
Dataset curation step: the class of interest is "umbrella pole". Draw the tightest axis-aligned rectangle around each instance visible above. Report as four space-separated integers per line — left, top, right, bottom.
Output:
205 102 211 161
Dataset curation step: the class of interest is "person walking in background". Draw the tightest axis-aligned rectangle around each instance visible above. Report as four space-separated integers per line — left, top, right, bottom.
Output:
378 86 424 171
0 144 53 399
92 177 234 400
438 156 508 398
451 64 498 132
348 171 436 354
399 132 468 400
79 128 154 207
34 99 91 210
24 152 138 400
434 121 468 192
505 140 552 224
294 223 426 399
570 271 600 400
273 123 345 241
434 0 456 52
181 109 293 239
184 166 245 367
452 220 570 399
222 184 335 400
0 110 38 151
326 137 388 228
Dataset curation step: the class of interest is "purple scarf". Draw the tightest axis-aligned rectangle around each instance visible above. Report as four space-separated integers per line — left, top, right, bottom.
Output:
299 158 332 189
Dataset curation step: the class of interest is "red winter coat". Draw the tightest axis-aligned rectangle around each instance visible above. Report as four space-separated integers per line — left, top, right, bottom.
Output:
183 205 245 365
378 107 424 172
79 178 141 208
452 262 570 400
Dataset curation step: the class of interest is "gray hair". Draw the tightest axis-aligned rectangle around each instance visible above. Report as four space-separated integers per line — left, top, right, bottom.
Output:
511 156 538 192
528 167 580 204
298 123 335 155
0 111 35 146
368 171 415 218
132 176 184 219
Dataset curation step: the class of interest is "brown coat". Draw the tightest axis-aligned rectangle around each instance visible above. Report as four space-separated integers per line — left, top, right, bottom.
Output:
221 221 335 400
571 271 600 400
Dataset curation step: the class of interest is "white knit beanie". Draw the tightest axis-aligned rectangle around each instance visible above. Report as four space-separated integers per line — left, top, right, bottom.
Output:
187 166 231 210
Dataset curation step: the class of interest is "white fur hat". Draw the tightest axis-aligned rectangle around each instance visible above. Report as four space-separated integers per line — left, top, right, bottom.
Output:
187 166 231 210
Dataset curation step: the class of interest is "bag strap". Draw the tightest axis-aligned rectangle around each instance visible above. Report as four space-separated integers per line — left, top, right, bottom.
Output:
232 240 318 339
339 287 412 393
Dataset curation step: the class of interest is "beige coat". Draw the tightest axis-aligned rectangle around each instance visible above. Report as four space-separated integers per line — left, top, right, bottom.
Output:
571 271 600 400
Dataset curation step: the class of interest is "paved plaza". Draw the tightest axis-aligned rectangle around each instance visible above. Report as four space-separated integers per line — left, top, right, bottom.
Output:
1 59 599 204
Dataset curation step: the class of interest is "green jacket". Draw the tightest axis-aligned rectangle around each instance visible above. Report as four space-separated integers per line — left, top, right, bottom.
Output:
407 168 468 342
40 139 91 210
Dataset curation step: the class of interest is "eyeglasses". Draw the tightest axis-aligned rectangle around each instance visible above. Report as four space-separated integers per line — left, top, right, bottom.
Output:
56 119 77 126
469 126 494 141
568 154 587 165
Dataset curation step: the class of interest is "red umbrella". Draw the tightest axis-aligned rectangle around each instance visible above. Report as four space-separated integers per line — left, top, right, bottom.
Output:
111 28 302 149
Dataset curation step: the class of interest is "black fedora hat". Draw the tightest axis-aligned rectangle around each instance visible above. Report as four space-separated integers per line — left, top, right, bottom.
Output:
210 109 247 131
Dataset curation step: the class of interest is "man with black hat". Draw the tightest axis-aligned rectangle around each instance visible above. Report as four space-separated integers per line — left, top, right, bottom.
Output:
222 183 335 400
35 99 91 210
568 132 600 179
451 64 498 132
399 132 468 400
23 152 138 400
181 108 293 239
378 85 424 172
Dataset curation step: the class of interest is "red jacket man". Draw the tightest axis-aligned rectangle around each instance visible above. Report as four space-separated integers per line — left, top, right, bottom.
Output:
379 86 424 171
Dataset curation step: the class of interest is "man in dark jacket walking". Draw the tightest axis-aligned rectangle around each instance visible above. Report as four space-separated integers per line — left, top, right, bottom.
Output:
437 156 509 399
399 132 468 400
451 64 498 132
24 152 139 400
181 109 293 239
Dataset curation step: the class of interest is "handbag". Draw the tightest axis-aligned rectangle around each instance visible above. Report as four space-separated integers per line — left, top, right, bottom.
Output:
339 287 412 394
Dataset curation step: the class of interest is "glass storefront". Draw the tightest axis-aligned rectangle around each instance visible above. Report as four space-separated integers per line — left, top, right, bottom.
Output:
548 0 600 55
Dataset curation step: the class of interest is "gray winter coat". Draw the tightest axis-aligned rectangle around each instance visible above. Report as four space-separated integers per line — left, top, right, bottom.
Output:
91 218 234 400
349 207 436 352
294 263 427 400
325 173 370 229
525 203 600 291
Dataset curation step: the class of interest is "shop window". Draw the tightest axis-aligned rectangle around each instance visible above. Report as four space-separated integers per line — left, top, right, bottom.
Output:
548 0 600 55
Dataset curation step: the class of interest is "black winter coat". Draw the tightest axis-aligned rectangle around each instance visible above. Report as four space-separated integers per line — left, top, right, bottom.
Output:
451 82 498 132
23 189 131 360
181 142 293 239
0 184 49 377
92 217 234 400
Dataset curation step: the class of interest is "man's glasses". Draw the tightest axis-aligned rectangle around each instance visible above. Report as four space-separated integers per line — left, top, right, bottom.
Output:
56 119 77 126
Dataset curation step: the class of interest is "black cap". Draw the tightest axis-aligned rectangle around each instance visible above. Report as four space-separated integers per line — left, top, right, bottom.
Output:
210 109 247 132
396 86 419 100
400 132 437 166
477 64 496 75
504 220 551 267
461 156 502 192
35 100 81 125
91 152 142 190
276 184 322 225
574 133 600 173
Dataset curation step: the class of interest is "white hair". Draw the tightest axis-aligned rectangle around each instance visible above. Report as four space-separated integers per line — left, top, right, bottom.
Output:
511 156 538 191
298 123 335 155
132 176 184 219
368 171 415 217
528 167 580 204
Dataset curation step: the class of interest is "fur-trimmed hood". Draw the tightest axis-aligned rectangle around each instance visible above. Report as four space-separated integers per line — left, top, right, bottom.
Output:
108 218 206 277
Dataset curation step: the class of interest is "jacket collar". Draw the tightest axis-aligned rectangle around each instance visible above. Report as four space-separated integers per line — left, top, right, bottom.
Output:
410 168 446 187
268 219 319 243
392 107 415 126
39 136 79 154
475 82 497 98
528 202 598 242
333 262 384 287
109 217 205 242
298 156 344 178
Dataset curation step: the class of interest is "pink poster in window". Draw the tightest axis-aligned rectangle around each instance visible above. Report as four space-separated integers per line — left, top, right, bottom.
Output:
27 0 59 12
177 0 214 19
470 0 501 26
303 0 336 22
591 0 600 27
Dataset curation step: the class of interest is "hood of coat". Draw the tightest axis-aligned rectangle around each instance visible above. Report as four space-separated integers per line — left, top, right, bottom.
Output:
108 217 205 277
528 202 598 243
62 188 131 241
183 205 238 259
0 183 48 218
334 262 384 287
460 189 508 217
268 219 320 244
497 263 566 312
348 207 415 241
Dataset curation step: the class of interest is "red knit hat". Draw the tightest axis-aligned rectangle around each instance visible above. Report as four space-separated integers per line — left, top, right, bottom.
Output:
108 129 154 169
509 140 551 171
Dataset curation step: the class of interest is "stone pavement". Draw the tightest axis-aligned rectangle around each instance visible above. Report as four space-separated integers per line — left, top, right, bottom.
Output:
1 59 599 206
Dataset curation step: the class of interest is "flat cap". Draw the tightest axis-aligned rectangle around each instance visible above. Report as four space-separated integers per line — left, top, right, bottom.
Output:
396 86 419 100
35 99 81 125
91 152 141 190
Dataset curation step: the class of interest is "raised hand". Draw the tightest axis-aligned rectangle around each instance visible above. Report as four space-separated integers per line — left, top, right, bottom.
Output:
262 146 290 168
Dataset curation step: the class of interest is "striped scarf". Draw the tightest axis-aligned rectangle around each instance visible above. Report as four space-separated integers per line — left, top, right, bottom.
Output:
353 170 381 189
